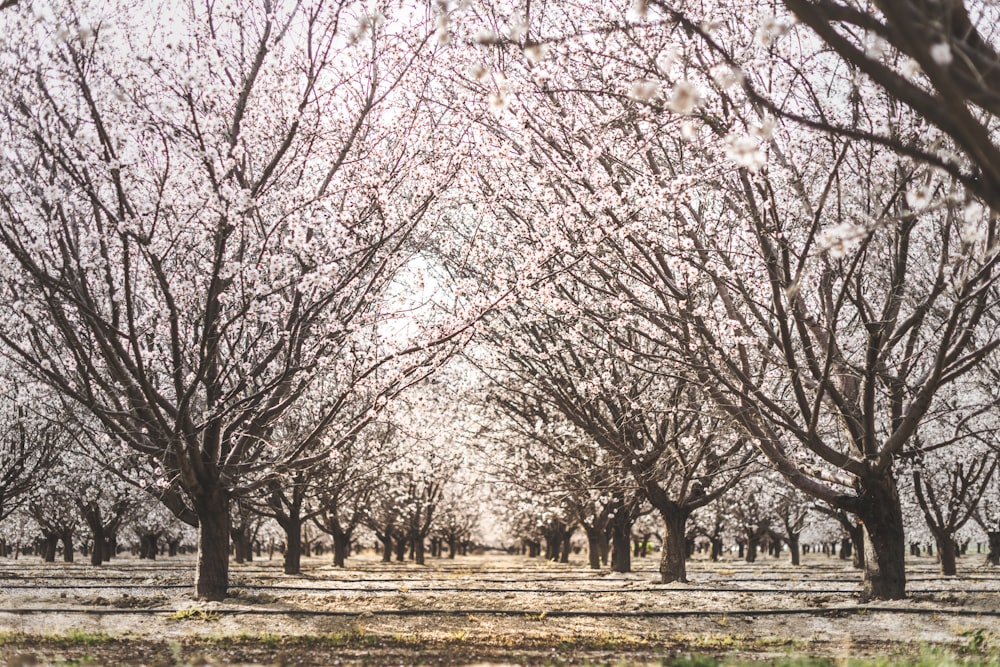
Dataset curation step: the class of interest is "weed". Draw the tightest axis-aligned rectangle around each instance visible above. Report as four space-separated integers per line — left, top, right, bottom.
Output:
43 631 115 647
168 608 220 622
55 656 98 666
960 627 990 654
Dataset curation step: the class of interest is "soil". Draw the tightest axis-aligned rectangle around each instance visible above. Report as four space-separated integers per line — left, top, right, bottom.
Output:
0 551 996 665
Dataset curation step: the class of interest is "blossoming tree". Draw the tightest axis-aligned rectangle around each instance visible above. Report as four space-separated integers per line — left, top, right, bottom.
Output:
0 0 466 599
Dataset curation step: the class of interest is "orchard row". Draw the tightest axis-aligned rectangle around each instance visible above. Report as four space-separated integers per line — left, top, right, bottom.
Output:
0 0 998 601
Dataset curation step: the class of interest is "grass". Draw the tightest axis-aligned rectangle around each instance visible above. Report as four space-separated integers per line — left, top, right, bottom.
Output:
1 628 998 666
0 630 117 647
167 608 221 622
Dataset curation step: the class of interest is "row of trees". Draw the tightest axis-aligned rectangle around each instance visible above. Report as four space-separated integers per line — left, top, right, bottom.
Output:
0 386 484 569
432 0 1000 601
490 450 1000 576
1 0 999 601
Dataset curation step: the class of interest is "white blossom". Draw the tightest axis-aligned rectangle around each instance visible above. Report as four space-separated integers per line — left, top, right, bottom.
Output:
901 58 921 78
750 117 775 140
489 89 510 113
865 35 887 59
755 15 789 47
710 64 743 89
724 134 765 171
817 221 867 259
906 184 933 210
523 43 548 64
656 48 678 76
668 81 701 114
475 29 501 44
629 79 660 102
930 42 953 66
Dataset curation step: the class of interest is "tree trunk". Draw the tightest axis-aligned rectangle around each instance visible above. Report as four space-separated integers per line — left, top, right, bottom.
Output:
610 515 631 573
89 526 103 566
585 527 602 570
145 534 160 560
42 534 58 562
380 531 393 563
61 531 74 563
559 530 572 564
448 536 457 559
194 488 231 601
232 530 251 563
851 535 864 570
710 537 724 561
935 532 958 576
839 538 852 560
282 517 302 575
856 475 906 601
745 533 758 563
659 513 688 583
788 535 801 566
333 530 350 568
413 536 425 565
986 532 1000 566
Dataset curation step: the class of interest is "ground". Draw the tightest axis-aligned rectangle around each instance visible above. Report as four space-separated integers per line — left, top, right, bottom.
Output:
0 550 997 665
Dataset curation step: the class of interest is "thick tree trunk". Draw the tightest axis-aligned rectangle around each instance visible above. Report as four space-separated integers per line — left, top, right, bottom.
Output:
89 527 103 566
856 475 907 601
851 537 863 569
745 533 758 563
659 513 688 583
559 530 572 564
839 538 852 560
448 536 457 559
986 532 1000 566
936 533 958 576
710 537 724 561
544 532 558 561
610 515 631 573
526 539 540 558
413 536 425 565
333 530 350 568
143 534 160 560
194 488 231 601
380 532 393 563
282 517 302 575
61 531 73 563
585 528 602 570
241 534 253 562
42 534 58 562
788 535 801 566
232 529 251 563
394 533 408 561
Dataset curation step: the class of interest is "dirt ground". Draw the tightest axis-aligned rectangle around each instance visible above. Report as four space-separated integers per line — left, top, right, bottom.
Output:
0 551 997 665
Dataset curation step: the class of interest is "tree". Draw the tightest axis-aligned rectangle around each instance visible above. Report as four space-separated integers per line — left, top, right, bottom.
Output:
905 390 999 575
75 463 135 565
639 0 1000 599
0 380 60 522
0 1 463 599
470 265 752 582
